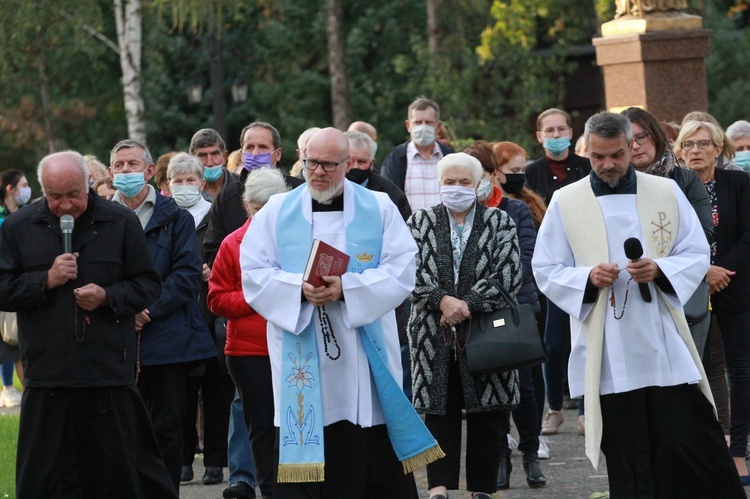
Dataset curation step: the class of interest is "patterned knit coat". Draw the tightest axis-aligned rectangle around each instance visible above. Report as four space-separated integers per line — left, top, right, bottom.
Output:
407 203 522 415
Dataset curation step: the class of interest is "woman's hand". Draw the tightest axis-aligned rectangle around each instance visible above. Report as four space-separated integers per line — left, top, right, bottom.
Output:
707 264 735 294
439 296 470 327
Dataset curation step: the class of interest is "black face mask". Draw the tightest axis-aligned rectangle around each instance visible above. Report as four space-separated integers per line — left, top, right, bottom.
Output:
346 167 372 185
501 173 526 194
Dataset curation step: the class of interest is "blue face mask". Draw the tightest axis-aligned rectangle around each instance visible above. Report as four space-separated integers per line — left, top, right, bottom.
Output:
734 151 750 172
113 172 146 198
543 137 571 156
243 152 273 172
203 165 223 182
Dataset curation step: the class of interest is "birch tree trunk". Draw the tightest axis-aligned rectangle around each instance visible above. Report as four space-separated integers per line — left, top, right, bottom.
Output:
325 0 352 130
426 0 439 65
114 0 146 144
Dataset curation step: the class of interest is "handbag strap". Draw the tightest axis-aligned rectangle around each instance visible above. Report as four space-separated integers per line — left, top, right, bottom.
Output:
485 278 521 326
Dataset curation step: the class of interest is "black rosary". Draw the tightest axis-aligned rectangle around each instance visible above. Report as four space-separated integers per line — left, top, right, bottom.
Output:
317 305 341 361
609 277 633 320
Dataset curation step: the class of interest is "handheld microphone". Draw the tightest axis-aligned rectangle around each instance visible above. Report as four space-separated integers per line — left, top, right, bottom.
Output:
60 214 74 254
623 237 652 303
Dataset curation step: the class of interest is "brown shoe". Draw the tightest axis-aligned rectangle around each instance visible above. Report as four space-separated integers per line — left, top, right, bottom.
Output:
577 415 585 436
541 410 564 435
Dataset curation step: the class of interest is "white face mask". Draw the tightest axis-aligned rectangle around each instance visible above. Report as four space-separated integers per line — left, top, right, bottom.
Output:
476 178 492 201
410 124 436 147
14 186 32 205
171 184 202 208
440 185 476 213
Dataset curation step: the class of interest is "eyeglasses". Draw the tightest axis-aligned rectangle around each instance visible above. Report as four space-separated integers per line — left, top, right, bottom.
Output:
681 139 714 151
303 157 349 172
633 132 650 145
540 126 569 136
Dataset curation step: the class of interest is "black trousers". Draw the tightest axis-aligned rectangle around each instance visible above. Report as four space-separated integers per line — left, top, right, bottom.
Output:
273 420 417 498
16 386 176 499
500 366 539 453
137 362 191 493
600 384 744 498
425 356 503 493
182 357 235 467
227 355 276 498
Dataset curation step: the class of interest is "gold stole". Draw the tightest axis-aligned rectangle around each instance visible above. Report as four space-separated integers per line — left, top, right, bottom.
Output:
558 171 714 469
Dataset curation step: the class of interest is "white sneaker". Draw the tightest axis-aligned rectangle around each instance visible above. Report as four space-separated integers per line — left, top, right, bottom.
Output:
507 434 518 451
0 386 21 408
538 435 550 459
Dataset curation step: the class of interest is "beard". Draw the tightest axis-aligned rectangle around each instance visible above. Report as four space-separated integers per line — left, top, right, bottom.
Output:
303 170 346 203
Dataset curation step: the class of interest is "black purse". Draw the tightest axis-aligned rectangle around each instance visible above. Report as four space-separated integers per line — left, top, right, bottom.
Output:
465 279 547 374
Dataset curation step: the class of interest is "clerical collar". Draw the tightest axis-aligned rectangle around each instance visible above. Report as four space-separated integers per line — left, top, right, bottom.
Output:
312 193 344 212
590 165 637 197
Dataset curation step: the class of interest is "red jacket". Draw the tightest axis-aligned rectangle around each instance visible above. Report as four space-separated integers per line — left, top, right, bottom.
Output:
207 218 268 357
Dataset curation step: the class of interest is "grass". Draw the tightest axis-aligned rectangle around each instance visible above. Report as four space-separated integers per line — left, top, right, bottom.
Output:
0 414 18 498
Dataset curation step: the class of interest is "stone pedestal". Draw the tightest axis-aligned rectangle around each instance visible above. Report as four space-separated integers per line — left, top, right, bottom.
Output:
593 28 711 123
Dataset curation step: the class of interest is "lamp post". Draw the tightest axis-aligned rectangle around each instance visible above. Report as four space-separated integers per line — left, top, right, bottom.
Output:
231 77 248 104
186 77 203 105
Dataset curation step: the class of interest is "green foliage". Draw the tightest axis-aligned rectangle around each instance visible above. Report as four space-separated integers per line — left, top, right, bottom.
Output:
704 1 750 126
0 415 19 497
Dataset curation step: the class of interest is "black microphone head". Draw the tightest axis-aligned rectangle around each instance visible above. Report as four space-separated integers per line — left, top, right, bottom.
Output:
623 237 643 260
60 214 75 233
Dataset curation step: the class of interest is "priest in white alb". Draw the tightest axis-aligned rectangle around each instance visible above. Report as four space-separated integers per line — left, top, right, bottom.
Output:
532 112 744 498
240 127 443 498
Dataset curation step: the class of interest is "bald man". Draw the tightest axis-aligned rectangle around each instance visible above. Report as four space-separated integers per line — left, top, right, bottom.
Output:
0 151 174 497
240 128 433 497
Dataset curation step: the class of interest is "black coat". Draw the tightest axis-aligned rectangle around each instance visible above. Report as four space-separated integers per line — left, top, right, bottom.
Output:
710 168 750 314
0 191 161 387
525 152 591 205
203 167 303 265
367 172 411 222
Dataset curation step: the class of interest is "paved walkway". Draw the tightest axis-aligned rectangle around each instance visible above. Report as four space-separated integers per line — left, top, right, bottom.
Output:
181 405 613 499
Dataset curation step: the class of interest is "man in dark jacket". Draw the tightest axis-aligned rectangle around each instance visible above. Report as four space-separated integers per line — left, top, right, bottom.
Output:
380 97 455 212
109 139 217 492
345 130 411 222
203 121 303 265
189 127 240 203
0 151 175 498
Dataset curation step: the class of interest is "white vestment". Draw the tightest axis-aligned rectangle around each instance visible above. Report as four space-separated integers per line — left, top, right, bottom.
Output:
533 181 708 397
240 181 417 427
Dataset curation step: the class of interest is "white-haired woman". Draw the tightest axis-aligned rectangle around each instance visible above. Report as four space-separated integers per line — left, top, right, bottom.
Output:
207 168 289 498
407 153 522 499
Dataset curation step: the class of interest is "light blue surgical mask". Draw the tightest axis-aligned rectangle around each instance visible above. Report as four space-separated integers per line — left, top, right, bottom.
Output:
734 151 750 172
113 172 146 198
543 137 571 156
476 178 493 201
203 165 223 182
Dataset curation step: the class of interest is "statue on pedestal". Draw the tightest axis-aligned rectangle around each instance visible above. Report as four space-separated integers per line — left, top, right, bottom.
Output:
616 0 688 19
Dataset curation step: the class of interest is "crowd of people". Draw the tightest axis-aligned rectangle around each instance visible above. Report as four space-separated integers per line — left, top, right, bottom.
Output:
0 95 748 498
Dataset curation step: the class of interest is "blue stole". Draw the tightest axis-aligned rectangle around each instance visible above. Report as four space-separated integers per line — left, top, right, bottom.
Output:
275 182 444 482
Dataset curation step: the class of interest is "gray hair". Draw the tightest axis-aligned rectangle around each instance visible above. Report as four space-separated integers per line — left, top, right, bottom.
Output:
297 127 321 150
167 152 204 181
189 128 226 155
37 150 90 194
109 139 153 167
583 112 633 147
436 153 483 185
726 120 750 142
243 167 289 207
345 130 376 160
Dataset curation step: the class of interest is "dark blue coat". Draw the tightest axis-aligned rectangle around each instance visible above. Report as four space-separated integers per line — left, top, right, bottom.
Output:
140 192 215 365
499 197 540 313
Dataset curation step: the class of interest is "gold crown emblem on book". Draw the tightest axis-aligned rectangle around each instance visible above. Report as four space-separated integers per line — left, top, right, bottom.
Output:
356 252 374 262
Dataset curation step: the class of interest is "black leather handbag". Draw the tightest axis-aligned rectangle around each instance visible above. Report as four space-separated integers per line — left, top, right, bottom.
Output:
466 279 547 374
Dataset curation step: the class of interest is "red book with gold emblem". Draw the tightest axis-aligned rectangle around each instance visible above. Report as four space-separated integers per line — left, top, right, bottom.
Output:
303 239 350 287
